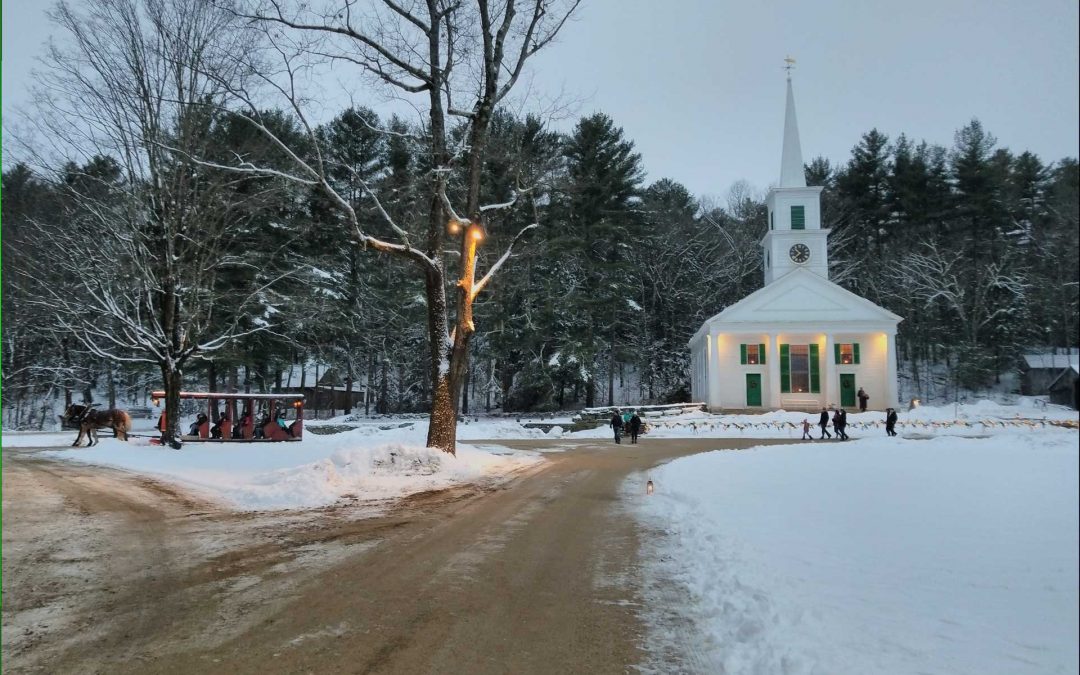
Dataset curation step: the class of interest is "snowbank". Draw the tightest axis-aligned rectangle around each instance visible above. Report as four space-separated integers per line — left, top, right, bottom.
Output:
628 431 1080 674
33 427 540 511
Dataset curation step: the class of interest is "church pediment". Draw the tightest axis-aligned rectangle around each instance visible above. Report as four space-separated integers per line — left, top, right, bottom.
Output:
750 284 849 313
704 268 902 326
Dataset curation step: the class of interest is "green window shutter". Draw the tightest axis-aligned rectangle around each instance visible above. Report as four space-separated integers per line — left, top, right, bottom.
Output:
834 343 841 364
791 205 805 230
809 344 820 393
780 344 790 393
770 211 774 230
740 344 747 365
759 344 766 365
853 343 861 364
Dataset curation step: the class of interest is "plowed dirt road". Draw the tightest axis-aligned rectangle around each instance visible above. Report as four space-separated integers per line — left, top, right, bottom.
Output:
3 438 780 674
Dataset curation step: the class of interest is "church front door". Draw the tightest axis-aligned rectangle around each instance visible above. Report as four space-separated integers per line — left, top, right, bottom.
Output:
746 373 762 407
840 374 856 407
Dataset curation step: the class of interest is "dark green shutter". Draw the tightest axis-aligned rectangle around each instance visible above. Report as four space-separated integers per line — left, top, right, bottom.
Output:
834 343 841 364
791 205 805 229
780 344 790 393
809 344 820 393
740 344 747 365
853 343 861 364
759 344 766 365
770 211 774 230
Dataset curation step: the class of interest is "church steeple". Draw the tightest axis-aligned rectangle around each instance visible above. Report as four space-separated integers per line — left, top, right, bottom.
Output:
761 58 827 285
779 70 806 188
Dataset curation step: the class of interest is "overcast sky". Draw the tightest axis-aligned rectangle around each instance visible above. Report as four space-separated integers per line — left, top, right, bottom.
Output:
4 0 1078 201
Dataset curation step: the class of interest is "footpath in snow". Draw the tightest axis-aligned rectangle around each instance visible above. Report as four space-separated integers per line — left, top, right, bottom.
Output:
628 429 1080 674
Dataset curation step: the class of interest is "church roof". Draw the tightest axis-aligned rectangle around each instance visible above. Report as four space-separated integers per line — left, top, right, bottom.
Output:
691 268 902 344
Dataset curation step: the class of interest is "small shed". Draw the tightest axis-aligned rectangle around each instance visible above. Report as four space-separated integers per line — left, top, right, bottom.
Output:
1048 365 1079 410
1020 353 1079 395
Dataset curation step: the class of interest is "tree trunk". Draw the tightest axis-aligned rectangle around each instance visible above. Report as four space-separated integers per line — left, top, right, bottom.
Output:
160 363 182 449
208 360 219 422
379 358 388 414
460 362 471 415
314 362 320 420
63 338 72 408
424 265 459 452
607 338 616 406
107 365 117 409
366 354 374 416
345 359 354 415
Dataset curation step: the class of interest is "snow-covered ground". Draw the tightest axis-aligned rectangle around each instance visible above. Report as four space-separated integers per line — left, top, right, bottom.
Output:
3 400 1074 514
2 419 557 511
628 430 1080 674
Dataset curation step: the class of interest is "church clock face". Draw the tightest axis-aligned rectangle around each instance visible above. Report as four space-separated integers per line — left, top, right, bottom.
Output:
789 243 811 264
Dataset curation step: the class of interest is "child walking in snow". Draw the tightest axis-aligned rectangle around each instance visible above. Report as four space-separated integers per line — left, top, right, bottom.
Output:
801 418 812 440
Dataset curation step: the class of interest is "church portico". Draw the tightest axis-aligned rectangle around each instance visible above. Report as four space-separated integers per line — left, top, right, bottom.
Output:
689 68 902 413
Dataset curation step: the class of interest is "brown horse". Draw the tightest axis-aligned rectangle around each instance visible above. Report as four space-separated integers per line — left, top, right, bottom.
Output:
61 404 132 446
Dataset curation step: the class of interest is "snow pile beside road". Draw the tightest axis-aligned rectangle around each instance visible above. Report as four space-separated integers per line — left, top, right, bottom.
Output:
38 430 540 510
628 431 1080 674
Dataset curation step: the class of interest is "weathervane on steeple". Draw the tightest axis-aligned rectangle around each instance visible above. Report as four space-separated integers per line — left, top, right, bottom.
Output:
783 55 796 80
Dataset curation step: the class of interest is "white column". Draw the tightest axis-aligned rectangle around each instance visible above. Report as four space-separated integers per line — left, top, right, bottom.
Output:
768 334 782 409
707 332 722 410
886 331 899 409
824 333 836 408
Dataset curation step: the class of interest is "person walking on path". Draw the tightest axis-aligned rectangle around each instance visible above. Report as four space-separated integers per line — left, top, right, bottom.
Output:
629 411 643 444
610 410 624 444
838 408 850 440
885 408 898 436
801 418 813 440
832 408 844 440
857 387 869 413
818 408 831 439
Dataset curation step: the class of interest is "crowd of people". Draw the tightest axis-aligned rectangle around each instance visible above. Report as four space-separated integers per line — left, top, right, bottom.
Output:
163 406 300 440
800 404 900 440
609 409 643 444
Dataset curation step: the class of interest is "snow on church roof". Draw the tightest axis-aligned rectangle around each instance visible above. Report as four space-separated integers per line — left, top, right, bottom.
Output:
689 268 901 345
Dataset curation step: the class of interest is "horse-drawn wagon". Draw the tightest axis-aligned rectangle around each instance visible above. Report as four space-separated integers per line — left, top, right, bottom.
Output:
150 391 305 442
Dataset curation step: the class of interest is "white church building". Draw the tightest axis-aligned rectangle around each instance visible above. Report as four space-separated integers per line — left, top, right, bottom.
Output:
689 75 902 412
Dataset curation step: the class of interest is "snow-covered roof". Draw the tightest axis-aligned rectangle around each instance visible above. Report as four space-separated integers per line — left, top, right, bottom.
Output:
1022 354 1079 370
1048 364 1080 390
690 267 901 345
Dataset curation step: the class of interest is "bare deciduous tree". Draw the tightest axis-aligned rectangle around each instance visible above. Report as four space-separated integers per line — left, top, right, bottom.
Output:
14 0 288 446
208 0 581 453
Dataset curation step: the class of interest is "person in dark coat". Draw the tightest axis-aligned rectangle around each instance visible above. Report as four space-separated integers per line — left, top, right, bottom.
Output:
857 387 869 413
818 407 831 439
885 408 898 436
838 408 850 440
629 411 643 444
610 410 624 444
